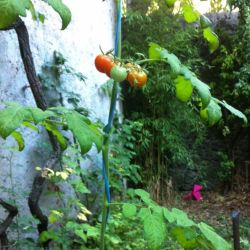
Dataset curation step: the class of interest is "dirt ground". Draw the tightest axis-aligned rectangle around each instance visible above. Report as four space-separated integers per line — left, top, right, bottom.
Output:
176 191 250 243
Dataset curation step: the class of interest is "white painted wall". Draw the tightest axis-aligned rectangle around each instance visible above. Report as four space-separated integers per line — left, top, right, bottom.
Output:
0 0 116 228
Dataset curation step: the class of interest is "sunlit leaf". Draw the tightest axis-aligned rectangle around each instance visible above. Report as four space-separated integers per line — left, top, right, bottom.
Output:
0 0 32 28
175 76 193 102
148 42 162 60
203 27 219 53
183 5 200 23
165 0 176 7
41 0 71 29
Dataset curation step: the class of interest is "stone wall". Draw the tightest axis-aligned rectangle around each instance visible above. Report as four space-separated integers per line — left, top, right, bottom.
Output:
0 0 116 224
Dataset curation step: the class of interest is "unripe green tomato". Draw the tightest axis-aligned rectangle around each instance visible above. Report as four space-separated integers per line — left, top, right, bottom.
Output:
110 66 127 82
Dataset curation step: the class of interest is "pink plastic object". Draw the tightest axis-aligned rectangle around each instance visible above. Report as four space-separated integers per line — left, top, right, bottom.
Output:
192 184 202 201
183 184 202 201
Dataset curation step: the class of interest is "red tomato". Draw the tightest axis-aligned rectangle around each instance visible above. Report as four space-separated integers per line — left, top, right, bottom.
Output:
95 55 114 75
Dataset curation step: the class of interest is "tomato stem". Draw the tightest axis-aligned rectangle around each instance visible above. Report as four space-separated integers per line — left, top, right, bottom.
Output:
135 58 166 64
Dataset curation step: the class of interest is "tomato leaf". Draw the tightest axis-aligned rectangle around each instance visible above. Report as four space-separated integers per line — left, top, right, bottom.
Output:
171 227 198 249
0 0 32 28
11 131 25 151
190 77 211 108
175 76 193 102
43 120 67 150
203 27 219 53
215 99 248 123
160 50 181 74
148 42 163 60
200 15 212 29
198 222 232 250
122 203 137 218
41 0 71 29
206 99 222 126
163 208 175 223
143 210 166 250
183 5 200 24
65 111 103 154
0 102 55 139
171 208 196 227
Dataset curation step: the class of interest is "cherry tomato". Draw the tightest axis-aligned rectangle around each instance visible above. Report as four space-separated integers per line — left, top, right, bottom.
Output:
95 55 114 74
126 66 148 87
110 66 127 82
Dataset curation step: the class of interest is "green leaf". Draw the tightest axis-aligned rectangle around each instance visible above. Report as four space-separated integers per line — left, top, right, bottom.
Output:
203 27 219 53
22 121 39 132
75 229 87 242
190 77 211 108
138 207 150 221
183 5 200 23
42 0 71 30
198 222 232 250
70 179 90 194
0 0 32 28
200 108 208 121
11 131 24 151
39 230 59 242
163 208 175 223
161 51 181 74
175 76 193 102
122 203 137 218
217 99 248 123
43 121 67 150
148 42 162 60
171 227 198 249
171 208 196 227
134 189 153 204
200 15 212 29
143 210 166 250
48 210 63 223
0 102 55 139
165 0 176 7
206 99 222 126
65 111 103 154
180 66 195 80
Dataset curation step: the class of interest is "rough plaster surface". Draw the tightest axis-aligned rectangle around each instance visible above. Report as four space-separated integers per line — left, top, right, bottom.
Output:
0 0 116 228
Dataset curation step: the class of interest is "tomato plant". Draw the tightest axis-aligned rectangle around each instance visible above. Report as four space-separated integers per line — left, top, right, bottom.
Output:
95 55 114 75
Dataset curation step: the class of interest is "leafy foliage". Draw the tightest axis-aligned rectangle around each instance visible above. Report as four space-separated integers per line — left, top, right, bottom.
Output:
148 42 247 123
0 102 103 154
0 0 71 29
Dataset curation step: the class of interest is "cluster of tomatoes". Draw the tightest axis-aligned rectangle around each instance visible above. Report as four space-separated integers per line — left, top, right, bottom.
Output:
95 54 147 88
